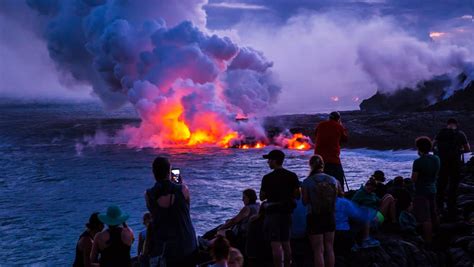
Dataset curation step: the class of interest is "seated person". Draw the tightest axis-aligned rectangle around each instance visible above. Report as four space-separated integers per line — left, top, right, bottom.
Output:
246 204 272 267
228 247 244 267
372 170 387 199
399 200 417 236
218 189 260 233
387 176 412 218
217 189 260 249
353 178 396 224
210 236 231 267
335 184 372 255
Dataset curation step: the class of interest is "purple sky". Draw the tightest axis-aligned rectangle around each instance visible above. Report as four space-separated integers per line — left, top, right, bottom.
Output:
0 0 472 113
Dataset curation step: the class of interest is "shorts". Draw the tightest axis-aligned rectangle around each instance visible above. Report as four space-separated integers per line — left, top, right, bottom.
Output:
306 214 336 235
413 195 437 224
264 213 292 242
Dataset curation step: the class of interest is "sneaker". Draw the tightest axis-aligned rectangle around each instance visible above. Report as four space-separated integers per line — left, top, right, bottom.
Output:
351 243 361 252
361 237 380 248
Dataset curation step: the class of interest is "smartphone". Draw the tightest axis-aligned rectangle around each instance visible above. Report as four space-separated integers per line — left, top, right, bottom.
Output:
171 168 181 183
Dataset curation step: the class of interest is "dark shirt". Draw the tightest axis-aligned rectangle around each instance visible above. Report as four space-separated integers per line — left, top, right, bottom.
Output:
375 182 387 199
99 228 131 267
260 168 299 213
388 186 412 213
435 128 468 163
412 154 440 196
73 230 93 267
146 180 197 258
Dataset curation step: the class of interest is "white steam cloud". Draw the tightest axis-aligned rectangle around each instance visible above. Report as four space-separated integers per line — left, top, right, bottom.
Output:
234 13 472 113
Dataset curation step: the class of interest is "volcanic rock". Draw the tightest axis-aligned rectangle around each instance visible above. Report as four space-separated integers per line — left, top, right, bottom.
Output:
360 72 474 113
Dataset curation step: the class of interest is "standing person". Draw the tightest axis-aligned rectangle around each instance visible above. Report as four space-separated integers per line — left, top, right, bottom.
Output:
260 149 300 267
411 136 440 243
73 212 104 267
90 205 134 267
314 111 348 188
301 155 338 267
137 212 152 265
145 157 197 267
434 118 471 219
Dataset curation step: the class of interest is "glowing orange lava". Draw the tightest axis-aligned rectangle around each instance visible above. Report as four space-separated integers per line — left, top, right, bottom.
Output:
286 133 312 150
148 100 239 147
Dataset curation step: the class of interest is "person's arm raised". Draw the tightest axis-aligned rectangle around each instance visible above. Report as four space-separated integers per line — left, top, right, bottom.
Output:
182 184 191 206
340 122 348 143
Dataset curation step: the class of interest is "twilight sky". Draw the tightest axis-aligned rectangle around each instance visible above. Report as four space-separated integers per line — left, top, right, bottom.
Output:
0 0 472 113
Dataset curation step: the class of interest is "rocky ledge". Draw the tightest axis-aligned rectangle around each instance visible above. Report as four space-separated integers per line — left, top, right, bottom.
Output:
265 110 473 150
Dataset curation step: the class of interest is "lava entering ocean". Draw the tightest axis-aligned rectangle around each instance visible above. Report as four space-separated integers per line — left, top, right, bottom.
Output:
23 1 314 151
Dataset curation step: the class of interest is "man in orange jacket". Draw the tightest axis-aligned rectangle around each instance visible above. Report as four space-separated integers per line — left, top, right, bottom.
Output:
314 111 348 189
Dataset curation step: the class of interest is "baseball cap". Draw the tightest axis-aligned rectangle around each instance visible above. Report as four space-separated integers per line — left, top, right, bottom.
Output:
262 149 285 161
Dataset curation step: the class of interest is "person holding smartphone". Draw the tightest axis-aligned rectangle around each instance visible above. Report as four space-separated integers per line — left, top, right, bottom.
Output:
145 157 197 267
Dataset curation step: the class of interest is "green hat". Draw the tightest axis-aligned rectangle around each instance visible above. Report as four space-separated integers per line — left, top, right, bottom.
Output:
98 205 129 226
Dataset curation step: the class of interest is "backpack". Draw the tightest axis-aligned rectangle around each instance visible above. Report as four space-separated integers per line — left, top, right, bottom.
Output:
310 178 337 215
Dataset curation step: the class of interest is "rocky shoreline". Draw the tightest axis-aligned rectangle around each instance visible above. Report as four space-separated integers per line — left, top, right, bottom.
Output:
265 110 474 150
258 158 474 267
339 158 474 267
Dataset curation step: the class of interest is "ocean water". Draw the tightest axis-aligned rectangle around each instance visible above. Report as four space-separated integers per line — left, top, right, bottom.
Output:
0 101 419 266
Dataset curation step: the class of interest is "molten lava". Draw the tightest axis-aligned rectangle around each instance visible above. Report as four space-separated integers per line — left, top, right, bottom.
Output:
285 133 312 150
147 100 239 147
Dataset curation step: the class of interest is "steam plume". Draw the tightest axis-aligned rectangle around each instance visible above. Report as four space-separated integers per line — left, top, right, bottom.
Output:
23 0 280 147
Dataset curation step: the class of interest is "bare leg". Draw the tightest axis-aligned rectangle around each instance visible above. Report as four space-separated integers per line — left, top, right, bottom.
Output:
323 232 335 267
270 242 283 267
380 194 396 223
281 241 292 267
309 234 324 267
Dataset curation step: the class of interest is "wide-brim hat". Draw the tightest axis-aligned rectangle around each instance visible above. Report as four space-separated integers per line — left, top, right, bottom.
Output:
98 205 129 226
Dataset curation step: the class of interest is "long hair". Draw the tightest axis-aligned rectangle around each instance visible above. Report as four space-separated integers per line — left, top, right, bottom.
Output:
309 154 325 176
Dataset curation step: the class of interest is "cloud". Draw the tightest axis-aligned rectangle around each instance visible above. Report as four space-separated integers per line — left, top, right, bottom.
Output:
233 13 472 113
0 6 91 100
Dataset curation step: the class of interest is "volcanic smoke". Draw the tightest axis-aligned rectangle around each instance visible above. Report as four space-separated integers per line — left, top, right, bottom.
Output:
21 0 311 149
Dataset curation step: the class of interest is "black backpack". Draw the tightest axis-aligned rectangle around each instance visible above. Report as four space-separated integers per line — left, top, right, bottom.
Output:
310 178 337 215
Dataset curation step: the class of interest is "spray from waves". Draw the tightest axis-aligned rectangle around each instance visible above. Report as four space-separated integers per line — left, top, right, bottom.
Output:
24 0 300 149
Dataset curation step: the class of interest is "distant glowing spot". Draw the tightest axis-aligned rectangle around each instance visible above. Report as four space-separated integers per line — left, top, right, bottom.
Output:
331 96 340 102
460 15 473 20
352 96 360 102
429 32 446 39
455 28 466 33
206 3 268 10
